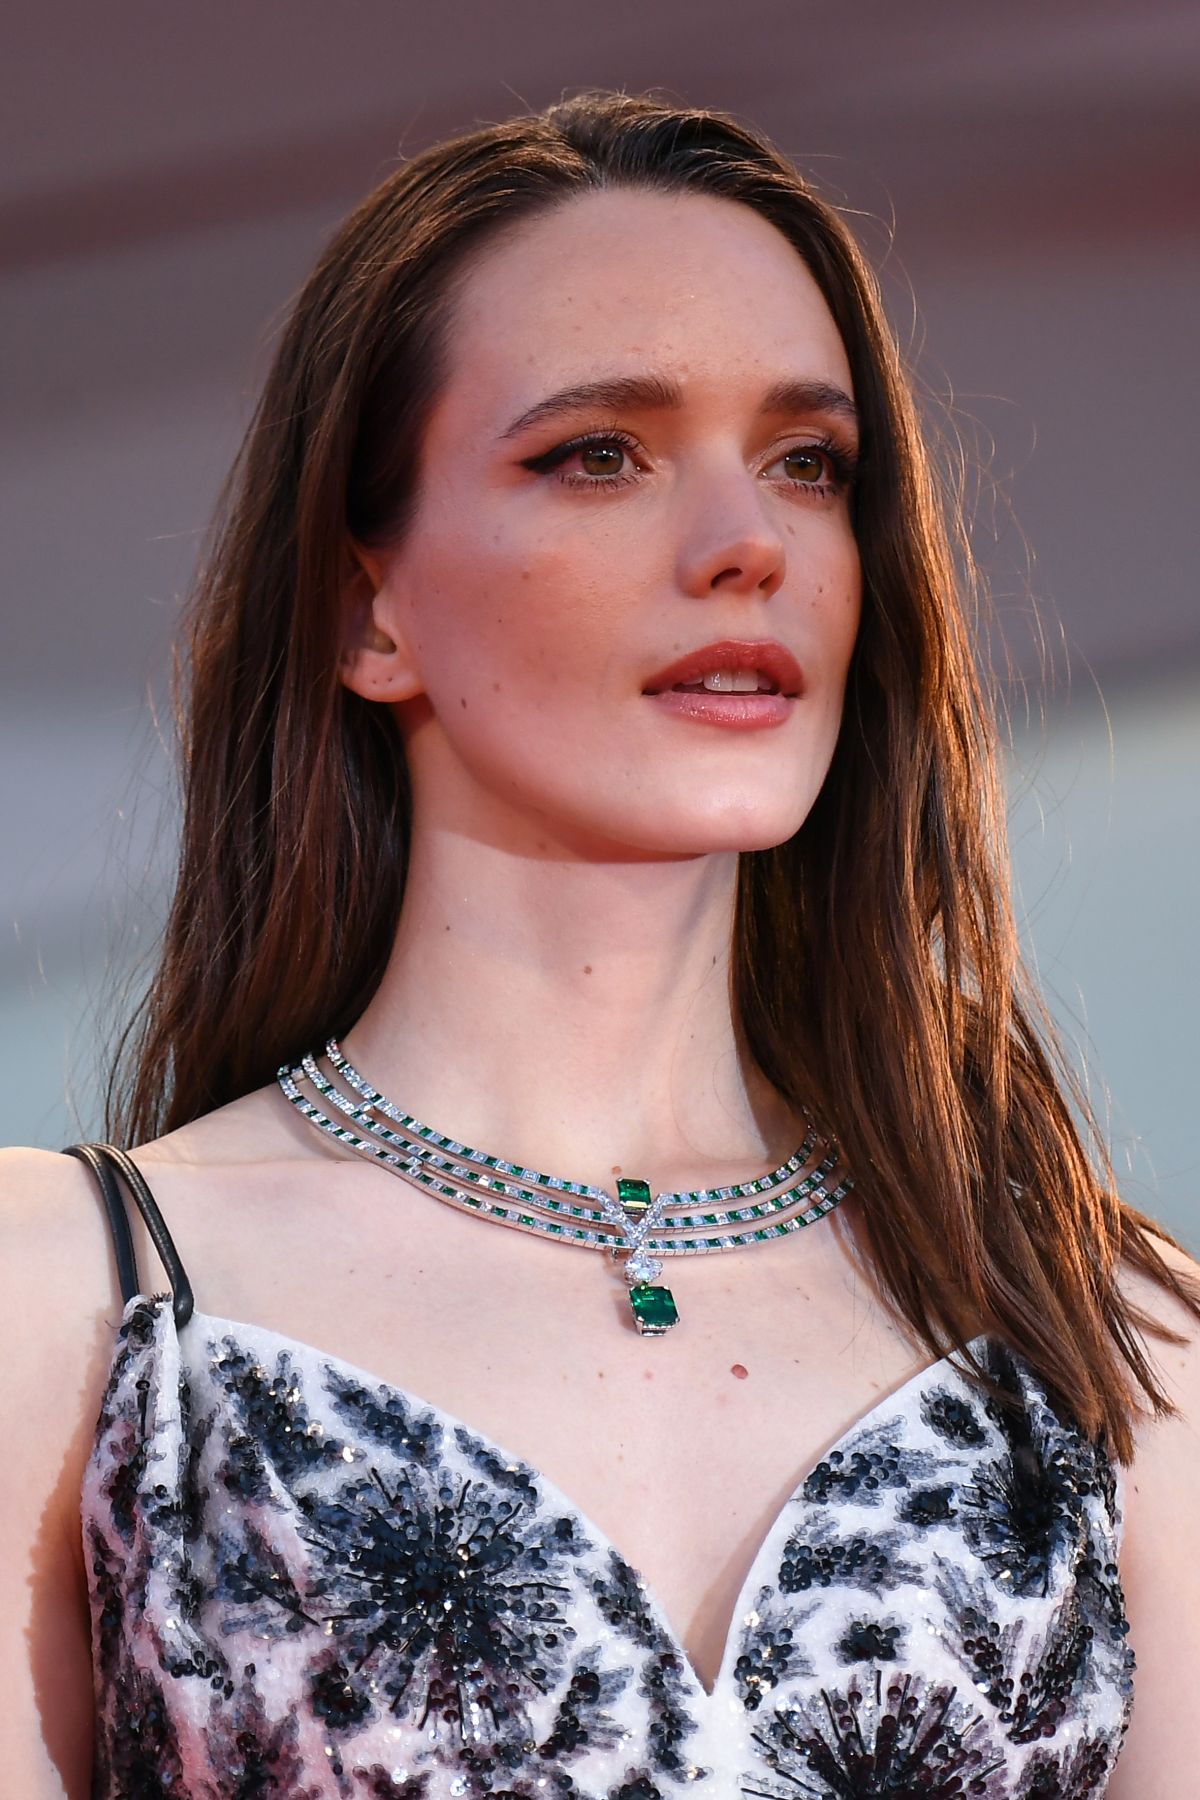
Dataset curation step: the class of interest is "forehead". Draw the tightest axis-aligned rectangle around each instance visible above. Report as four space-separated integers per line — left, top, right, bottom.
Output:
437 186 854 422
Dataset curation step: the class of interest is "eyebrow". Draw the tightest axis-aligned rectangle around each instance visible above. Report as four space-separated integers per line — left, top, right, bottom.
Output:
498 372 859 441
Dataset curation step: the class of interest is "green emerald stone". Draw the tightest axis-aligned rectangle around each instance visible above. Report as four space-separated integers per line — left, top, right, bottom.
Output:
617 1177 653 1220
628 1282 679 1335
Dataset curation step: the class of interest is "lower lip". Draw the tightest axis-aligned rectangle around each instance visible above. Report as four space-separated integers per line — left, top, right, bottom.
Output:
645 690 795 729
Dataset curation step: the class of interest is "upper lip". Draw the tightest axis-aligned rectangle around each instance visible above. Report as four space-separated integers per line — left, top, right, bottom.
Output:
642 639 804 697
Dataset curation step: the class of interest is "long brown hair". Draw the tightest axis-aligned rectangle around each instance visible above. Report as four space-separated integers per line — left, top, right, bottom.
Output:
105 90 1198 1459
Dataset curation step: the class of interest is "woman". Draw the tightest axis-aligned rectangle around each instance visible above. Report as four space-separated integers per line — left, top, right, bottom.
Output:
3 91 1197 1797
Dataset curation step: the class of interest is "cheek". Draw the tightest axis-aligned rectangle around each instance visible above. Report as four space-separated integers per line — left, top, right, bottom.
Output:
410 515 636 710
805 532 862 672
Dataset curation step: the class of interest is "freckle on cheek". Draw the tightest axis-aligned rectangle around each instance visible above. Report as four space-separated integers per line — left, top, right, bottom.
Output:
460 697 468 710
492 681 501 693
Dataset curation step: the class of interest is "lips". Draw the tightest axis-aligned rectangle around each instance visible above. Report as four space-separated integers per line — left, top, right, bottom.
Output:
641 639 804 698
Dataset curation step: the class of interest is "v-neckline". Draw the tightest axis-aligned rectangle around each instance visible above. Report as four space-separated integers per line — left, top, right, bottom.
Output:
161 1298 995 1704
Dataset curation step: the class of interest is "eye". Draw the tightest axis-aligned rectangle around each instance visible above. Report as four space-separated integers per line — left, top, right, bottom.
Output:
521 430 643 488
577 442 628 478
765 438 858 495
779 447 828 484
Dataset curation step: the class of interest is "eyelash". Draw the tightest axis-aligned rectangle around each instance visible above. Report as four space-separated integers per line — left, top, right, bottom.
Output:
522 428 859 497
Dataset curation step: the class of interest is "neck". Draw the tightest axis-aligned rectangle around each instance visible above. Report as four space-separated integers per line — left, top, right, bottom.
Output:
343 822 802 1194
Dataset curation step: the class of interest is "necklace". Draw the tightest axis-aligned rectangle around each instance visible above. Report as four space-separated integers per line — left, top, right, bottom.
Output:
278 1039 853 1337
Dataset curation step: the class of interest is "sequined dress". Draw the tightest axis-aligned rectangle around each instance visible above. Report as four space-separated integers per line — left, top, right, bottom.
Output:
75 1148 1136 1798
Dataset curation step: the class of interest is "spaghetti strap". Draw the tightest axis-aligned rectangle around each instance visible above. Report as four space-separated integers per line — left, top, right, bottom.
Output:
62 1142 195 1327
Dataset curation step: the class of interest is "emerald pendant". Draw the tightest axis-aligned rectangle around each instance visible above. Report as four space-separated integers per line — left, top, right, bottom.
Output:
628 1281 679 1335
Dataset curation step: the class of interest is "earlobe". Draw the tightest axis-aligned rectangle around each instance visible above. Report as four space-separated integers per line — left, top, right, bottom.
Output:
338 543 424 702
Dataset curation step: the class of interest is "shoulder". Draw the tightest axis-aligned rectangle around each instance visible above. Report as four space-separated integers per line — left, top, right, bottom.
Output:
0 1148 133 1759
0 1078 319 1333
1119 1231 1200 1442
0 1077 329 1412
0 1144 139 1448
1116 1229 1200 1492
1103 1230 1200 1797
0 1143 125 1324
105 1082 366 1324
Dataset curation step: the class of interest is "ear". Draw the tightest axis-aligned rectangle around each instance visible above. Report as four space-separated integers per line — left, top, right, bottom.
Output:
338 542 424 703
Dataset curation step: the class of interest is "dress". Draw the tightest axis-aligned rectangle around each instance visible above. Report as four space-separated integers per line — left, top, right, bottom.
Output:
71 1144 1136 1798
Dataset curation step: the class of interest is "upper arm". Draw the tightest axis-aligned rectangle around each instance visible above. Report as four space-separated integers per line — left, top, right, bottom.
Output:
0 1145 126 1797
1105 1235 1200 1799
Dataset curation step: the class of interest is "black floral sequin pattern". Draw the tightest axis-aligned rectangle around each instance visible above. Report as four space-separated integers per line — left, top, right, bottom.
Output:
802 1426 940 1507
733 1592 818 1710
958 1346 1107 1601
1016 1735 1122 1800
777 1514 923 1596
744 1670 1009 1798
935 1548 1135 1746
83 1298 1135 1796
210 1365 637 1762
834 1616 907 1666
922 1386 988 1448
592 1552 706 1776
297 1460 583 1732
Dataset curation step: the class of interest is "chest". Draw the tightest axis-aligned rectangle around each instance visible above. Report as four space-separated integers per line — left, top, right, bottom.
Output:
200 1185 932 1691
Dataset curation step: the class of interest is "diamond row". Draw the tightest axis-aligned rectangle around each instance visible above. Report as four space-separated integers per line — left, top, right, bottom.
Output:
277 1050 853 1258
325 1038 821 1210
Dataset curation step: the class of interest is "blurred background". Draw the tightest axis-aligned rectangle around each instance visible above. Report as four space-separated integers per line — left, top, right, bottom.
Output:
2 1 1196 1246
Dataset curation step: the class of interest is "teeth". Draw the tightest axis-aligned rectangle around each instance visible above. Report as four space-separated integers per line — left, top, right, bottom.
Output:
667 666 781 694
699 667 764 693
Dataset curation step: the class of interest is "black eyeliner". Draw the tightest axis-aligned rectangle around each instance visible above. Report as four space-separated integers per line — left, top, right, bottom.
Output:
519 428 640 473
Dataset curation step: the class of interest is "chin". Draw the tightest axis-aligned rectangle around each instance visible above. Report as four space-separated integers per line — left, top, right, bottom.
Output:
617 800 811 859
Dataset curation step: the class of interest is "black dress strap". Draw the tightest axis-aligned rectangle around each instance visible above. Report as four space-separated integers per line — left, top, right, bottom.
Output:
62 1142 195 1328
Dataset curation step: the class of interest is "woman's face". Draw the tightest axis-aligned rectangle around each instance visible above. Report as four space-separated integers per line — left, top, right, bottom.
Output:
347 186 862 859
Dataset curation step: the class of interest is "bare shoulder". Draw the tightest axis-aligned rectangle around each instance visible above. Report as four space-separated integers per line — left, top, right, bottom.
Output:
0 1142 126 1328
0 1077 326 1351
1104 1230 1200 1798
0 1099 316 1793
1118 1230 1200 1430
0 1085 325 1539
0 1145 134 1792
1114 1229 1200 1481
129 1076 318 1172
106 1081 366 1327
0 1141 139 1467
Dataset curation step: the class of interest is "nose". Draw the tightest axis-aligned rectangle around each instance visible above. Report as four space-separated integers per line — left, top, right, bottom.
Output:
675 466 786 601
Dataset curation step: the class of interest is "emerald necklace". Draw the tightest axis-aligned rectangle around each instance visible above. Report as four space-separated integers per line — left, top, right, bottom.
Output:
278 1039 852 1337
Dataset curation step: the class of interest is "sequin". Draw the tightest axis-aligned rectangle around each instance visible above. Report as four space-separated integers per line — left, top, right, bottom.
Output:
83 1299 1134 1794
